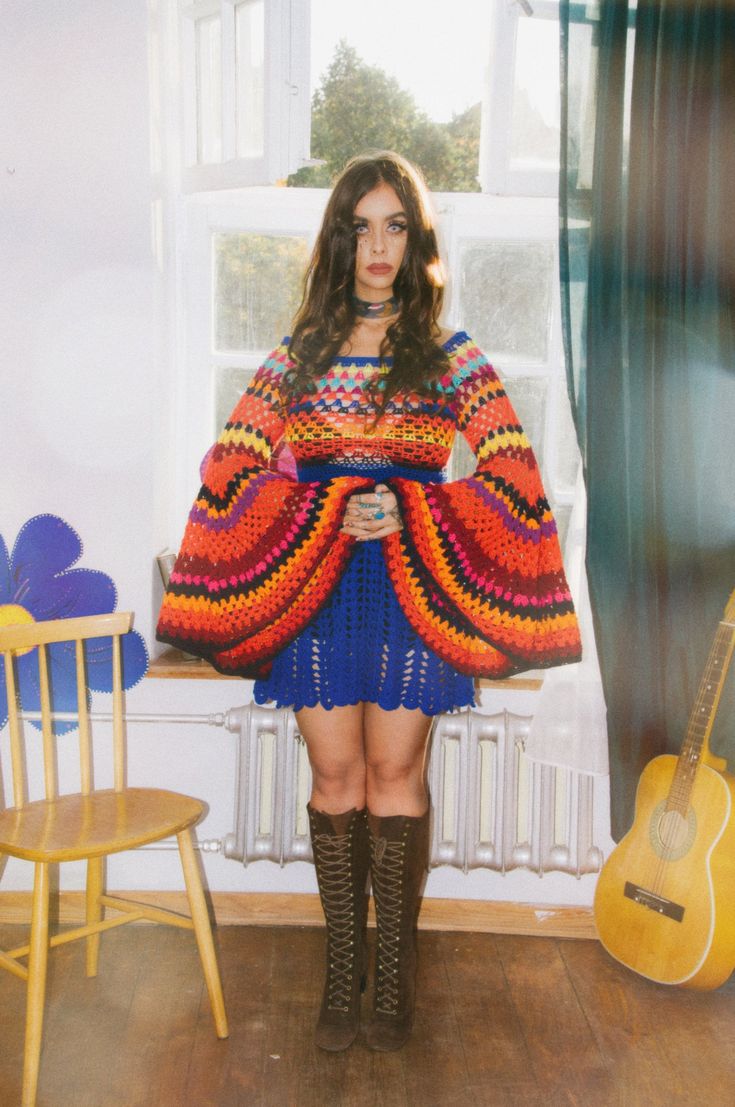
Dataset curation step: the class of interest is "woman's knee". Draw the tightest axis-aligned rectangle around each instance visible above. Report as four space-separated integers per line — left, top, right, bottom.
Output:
296 703 367 808
364 751 426 805
363 706 432 811
310 757 366 797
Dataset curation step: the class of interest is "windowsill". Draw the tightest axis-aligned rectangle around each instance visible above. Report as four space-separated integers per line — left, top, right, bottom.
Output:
147 649 241 680
147 648 543 690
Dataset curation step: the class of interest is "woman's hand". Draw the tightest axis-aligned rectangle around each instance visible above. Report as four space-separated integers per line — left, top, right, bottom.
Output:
341 484 403 540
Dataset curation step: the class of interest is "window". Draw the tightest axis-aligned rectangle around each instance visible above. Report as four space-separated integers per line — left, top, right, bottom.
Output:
482 0 562 196
155 0 578 554
177 0 312 190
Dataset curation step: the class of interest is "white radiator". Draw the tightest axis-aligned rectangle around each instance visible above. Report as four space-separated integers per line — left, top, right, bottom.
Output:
223 704 603 877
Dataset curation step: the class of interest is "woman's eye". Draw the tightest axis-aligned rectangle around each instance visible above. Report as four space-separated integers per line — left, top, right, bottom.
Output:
388 221 407 234
353 224 368 235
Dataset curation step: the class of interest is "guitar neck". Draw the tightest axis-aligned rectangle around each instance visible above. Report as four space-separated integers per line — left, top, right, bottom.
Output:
669 610 735 813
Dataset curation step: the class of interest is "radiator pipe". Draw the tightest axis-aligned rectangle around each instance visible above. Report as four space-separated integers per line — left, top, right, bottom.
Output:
136 838 225 853
18 710 233 853
19 710 231 726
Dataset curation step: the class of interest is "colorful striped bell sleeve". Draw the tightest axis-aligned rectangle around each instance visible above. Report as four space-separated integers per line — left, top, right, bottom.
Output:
156 343 373 677
382 338 582 678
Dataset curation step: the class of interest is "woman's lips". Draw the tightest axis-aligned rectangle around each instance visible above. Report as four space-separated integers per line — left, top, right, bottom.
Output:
366 264 392 274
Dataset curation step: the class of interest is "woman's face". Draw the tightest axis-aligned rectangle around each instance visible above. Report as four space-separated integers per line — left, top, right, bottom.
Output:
352 183 408 302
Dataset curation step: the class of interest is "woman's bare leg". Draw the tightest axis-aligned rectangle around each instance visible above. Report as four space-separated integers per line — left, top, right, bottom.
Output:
295 702 367 813
364 703 432 816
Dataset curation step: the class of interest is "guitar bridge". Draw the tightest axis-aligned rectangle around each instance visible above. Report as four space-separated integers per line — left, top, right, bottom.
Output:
624 881 685 922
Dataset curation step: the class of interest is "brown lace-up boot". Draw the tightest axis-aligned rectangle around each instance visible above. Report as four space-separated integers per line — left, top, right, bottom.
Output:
307 805 370 1051
364 807 430 1051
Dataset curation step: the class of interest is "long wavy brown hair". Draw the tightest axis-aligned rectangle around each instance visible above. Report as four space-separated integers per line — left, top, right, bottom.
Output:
284 151 450 413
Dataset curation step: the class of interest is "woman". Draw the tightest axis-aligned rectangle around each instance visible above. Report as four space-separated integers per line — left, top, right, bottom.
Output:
157 152 581 1053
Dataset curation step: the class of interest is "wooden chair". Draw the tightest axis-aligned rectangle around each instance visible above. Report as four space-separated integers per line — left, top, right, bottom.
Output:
0 612 228 1107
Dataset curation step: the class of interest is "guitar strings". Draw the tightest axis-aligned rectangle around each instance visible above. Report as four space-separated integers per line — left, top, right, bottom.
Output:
649 620 731 896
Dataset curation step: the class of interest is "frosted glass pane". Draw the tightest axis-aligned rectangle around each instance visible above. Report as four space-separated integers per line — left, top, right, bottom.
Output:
552 502 572 554
449 375 547 475
196 15 222 165
236 0 265 158
214 233 309 352
448 430 475 481
510 17 560 171
504 376 547 468
215 366 253 431
555 377 581 490
459 240 553 364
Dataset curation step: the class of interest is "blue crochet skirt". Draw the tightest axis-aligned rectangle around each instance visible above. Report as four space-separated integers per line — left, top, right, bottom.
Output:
253 463 476 715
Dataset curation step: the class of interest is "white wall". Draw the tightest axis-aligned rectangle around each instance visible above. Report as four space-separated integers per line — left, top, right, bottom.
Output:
1 0 165 882
0 1 605 908
1 0 161 630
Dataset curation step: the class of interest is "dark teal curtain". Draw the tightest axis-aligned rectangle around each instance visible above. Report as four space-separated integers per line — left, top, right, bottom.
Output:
560 0 735 838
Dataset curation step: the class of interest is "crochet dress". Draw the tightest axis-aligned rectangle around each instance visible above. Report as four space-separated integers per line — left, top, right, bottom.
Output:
156 333 581 712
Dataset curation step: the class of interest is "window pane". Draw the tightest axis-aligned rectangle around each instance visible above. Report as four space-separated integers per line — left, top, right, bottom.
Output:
214 233 309 352
196 15 222 164
215 366 298 476
503 376 548 469
510 16 560 171
215 365 254 430
450 375 548 477
235 0 265 158
555 376 581 490
458 240 553 364
297 0 492 190
567 20 598 190
552 502 572 554
448 431 475 481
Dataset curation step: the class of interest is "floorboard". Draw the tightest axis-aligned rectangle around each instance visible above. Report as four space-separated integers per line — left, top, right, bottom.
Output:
1 922 734 1106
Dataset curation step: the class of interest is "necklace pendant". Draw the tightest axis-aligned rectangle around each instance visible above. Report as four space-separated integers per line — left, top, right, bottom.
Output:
352 293 399 319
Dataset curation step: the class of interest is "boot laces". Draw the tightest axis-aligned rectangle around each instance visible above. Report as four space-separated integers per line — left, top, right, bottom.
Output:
371 836 406 1015
313 830 359 1011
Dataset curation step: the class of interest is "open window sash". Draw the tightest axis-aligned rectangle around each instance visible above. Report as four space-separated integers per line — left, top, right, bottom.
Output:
179 0 312 191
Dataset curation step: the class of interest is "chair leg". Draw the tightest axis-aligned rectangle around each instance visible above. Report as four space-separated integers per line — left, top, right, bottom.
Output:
177 829 229 1039
23 862 50 1107
85 856 104 978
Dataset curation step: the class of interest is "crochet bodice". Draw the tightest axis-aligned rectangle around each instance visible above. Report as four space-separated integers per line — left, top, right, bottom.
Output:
281 334 468 474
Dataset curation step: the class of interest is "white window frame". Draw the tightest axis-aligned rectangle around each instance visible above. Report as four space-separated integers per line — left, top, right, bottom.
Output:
160 0 578 534
481 0 561 197
442 193 571 501
176 190 574 534
178 0 312 191
175 187 326 520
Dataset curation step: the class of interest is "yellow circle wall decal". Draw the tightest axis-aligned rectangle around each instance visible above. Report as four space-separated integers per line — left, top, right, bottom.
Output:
0 604 36 656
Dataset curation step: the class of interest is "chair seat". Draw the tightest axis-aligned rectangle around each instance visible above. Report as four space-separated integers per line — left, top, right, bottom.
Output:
0 788 205 862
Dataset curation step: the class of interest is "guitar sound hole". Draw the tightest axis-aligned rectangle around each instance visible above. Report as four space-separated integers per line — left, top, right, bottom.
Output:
649 802 697 861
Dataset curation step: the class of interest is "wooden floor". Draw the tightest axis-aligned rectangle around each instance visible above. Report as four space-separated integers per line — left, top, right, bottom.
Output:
1 922 734 1107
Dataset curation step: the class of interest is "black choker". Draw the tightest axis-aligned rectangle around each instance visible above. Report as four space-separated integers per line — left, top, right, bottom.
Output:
352 294 399 319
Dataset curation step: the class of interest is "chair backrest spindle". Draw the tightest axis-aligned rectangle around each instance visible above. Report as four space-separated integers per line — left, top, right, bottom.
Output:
76 638 93 794
3 650 26 807
0 612 134 807
37 643 58 801
112 633 125 792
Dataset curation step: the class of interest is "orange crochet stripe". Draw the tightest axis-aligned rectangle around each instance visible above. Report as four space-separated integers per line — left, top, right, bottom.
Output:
209 532 360 674
157 475 369 668
157 335 582 679
380 338 581 673
156 343 374 674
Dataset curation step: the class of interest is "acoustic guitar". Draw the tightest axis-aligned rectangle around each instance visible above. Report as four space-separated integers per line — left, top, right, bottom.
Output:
594 589 735 989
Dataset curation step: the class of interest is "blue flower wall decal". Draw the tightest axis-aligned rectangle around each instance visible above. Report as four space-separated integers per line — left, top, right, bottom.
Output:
0 515 148 733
